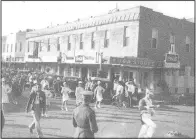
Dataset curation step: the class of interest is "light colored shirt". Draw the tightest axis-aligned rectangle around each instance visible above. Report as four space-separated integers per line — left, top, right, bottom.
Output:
61 87 71 100
113 82 118 91
116 85 123 96
125 82 135 93
41 80 49 90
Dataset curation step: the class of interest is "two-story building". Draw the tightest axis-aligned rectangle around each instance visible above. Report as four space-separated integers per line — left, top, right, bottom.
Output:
2 30 33 69
26 6 194 94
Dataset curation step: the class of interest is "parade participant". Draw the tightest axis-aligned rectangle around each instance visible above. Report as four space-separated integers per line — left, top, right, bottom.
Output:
72 90 98 138
138 88 160 138
125 80 136 108
30 80 38 94
75 81 85 107
61 82 72 111
2 78 12 113
94 81 105 109
26 83 46 138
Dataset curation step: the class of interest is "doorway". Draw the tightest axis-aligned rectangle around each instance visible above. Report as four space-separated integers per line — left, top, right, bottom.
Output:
81 67 88 81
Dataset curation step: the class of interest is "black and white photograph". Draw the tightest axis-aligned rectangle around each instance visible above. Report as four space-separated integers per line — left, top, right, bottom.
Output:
1 1 195 138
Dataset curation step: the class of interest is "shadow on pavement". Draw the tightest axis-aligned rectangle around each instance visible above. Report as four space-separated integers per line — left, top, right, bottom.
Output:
5 123 28 129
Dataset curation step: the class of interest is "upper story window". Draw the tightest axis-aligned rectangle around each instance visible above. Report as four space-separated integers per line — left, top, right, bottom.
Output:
15 43 17 52
104 30 110 48
123 26 130 47
7 44 9 52
28 41 30 52
185 36 190 52
3 44 5 52
80 34 84 50
169 33 175 53
48 39 50 52
67 36 71 51
11 44 13 52
91 32 95 49
20 42 22 52
40 41 42 52
57 37 60 51
151 28 158 48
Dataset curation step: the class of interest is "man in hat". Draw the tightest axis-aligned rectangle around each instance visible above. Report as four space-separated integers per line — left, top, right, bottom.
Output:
138 88 160 138
72 90 98 138
26 83 46 138
75 81 85 107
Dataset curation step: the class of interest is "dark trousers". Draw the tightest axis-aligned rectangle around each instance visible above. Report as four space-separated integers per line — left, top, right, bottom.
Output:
29 104 43 136
127 92 133 108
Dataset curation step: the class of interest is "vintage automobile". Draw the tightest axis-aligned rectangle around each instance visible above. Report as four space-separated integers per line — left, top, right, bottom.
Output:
64 76 82 98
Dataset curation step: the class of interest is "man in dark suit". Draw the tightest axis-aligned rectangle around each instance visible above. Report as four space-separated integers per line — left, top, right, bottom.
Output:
72 90 98 138
26 83 46 138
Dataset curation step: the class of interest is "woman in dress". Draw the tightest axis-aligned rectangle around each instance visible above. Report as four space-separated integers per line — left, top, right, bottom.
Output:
94 81 105 109
61 82 71 111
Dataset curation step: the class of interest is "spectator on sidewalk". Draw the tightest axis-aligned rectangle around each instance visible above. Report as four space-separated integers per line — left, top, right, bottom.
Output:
2 78 12 113
72 90 98 138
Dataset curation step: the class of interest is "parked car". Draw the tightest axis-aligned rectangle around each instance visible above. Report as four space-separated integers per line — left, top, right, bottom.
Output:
64 76 82 98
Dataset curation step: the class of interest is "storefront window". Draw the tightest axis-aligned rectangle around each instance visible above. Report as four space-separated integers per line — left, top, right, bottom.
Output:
92 69 97 77
67 67 72 76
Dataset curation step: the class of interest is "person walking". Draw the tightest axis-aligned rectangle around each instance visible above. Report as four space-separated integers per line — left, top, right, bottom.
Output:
138 88 160 138
94 81 105 109
72 90 98 138
75 81 85 107
61 82 71 111
26 83 46 138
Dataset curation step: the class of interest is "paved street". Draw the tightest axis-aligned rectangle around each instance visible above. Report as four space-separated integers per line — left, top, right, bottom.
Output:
2 90 195 138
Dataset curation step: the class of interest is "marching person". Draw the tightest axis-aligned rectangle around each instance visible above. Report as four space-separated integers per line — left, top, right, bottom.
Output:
72 90 98 138
61 82 72 111
85 78 92 91
112 81 125 107
26 83 46 138
75 81 85 107
40 77 49 91
94 81 105 109
53 77 61 98
138 87 160 138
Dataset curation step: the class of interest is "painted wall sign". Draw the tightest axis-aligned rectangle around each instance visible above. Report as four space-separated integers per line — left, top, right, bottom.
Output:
110 57 155 67
165 53 179 63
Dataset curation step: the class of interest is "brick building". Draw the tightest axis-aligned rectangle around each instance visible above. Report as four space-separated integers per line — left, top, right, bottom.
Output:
26 6 194 94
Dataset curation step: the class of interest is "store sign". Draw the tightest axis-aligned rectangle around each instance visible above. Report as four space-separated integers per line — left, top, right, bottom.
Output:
110 57 155 67
75 55 83 62
164 62 180 68
165 53 179 63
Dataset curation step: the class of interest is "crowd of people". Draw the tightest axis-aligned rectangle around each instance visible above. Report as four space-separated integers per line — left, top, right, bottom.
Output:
1 67 159 138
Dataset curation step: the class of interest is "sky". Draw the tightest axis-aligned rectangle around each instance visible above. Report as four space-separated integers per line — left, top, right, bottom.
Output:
2 1 194 36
